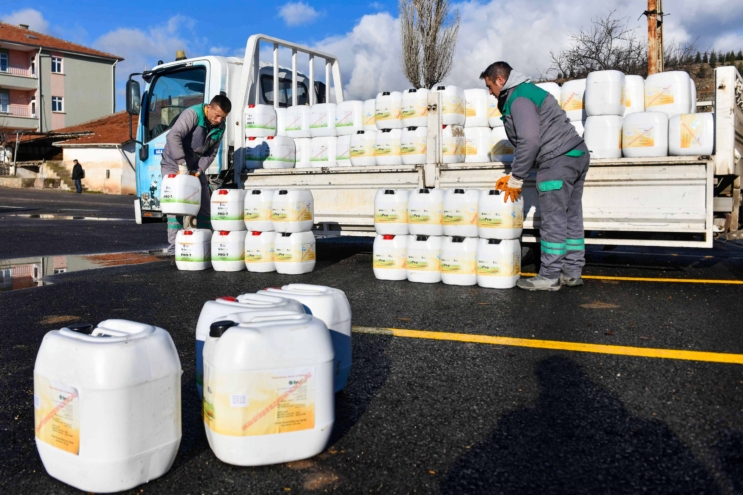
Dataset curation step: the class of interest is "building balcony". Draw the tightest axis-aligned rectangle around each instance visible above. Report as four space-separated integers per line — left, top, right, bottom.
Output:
0 67 38 90
0 105 38 130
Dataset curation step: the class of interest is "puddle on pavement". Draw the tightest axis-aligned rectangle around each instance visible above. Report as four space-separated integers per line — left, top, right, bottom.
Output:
3 214 133 221
0 252 163 291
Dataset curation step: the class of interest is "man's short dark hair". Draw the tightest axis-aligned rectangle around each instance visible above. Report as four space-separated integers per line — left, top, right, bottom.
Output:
480 62 513 82
210 94 232 114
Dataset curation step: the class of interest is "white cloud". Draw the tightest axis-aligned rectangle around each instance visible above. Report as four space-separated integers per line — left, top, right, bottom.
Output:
0 8 49 33
368 2 386 10
279 2 321 27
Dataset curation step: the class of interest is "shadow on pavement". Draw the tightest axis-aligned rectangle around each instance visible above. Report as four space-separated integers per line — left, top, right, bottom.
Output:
440 356 722 495
716 430 743 494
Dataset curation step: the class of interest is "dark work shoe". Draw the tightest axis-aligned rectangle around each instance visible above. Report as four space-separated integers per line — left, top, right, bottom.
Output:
170 255 176 266
516 275 562 292
560 274 584 287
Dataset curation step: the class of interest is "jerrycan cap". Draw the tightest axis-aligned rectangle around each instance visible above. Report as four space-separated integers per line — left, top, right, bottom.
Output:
219 231 230 236
267 136 275 140
407 126 418 131
248 137 257 141
452 236 465 243
408 88 417 93
248 104 255 108
218 189 229 195
437 85 446 90
454 189 465 194
488 239 503 245
210 320 237 338
251 190 262 195
384 189 395 194
381 129 392 133
66 323 94 335
252 231 263 236
382 91 390 96
280 233 292 237
167 174 176 178
183 230 193 235
416 235 429 241
356 130 365 134
383 234 395 240
418 188 429 194
278 190 288 195
489 189 501 195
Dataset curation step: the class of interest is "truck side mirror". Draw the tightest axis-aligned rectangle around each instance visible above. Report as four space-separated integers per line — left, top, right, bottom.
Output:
126 79 141 115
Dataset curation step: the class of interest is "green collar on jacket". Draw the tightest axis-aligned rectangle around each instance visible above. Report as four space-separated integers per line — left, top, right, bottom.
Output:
190 104 225 143
500 82 548 122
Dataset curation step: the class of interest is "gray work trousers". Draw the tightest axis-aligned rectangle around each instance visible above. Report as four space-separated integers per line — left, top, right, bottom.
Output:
536 142 590 279
162 165 212 254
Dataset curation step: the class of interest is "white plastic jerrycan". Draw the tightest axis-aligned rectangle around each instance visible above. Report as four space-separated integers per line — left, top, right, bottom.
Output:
272 189 314 233
245 104 277 137
335 100 364 136
375 91 403 130
401 126 428 165
160 172 201 216
443 188 480 238
406 234 442 284
373 234 409 281
433 85 466 126
263 135 296 169
34 320 181 493
274 232 316 274
401 88 430 128
477 189 524 240
175 229 212 271
244 230 276 272
374 188 410 235
203 315 334 466
258 284 352 393
477 238 521 289
244 189 274 232
440 236 478 286
286 105 311 138
408 188 444 236
211 189 247 231
363 98 377 132
211 231 246 272
310 103 337 137
195 294 307 398
350 130 377 167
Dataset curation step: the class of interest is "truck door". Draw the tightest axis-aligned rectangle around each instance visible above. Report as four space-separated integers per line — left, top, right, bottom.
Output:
136 64 209 217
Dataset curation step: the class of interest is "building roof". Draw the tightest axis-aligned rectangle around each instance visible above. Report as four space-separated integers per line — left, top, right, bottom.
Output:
52 111 137 147
0 22 123 61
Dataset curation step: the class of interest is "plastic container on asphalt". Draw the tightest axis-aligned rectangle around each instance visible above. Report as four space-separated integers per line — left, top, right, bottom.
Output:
175 229 212 271
211 189 247 231
406 234 442 284
160 173 201 216
374 188 409 235
622 112 669 158
194 295 307 398
274 232 316 274
244 230 276 272
272 189 314 233
440 236 478 286
258 284 352 392
401 88 429 128
373 234 409 281
478 189 524 240
34 319 181 493
244 189 274 232
350 130 377 167
668 113 715 156
476 238 521 289
211 231 246 272
310 103 337 137
203 315 334 466
408 188 444 236
443 188 479 237
375 91 403 130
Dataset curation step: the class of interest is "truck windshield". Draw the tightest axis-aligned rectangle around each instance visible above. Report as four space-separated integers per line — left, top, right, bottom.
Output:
145 67 206 142
261 75 309 107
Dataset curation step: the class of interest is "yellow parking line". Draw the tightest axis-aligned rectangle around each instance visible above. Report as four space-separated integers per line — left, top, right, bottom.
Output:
352 326 743 365
520 272 743 285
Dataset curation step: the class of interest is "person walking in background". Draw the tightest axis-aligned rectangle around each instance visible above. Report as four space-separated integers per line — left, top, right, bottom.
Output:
71 159 84 194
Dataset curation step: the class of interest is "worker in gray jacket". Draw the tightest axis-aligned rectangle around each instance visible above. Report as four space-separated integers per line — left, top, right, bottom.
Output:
160 94 231 256
480 61 590 291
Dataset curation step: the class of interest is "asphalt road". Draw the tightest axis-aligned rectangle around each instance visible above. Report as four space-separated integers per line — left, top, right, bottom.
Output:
1 188 742 494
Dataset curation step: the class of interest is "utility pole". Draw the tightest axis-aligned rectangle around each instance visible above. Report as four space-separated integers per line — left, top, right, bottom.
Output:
646 0 664 75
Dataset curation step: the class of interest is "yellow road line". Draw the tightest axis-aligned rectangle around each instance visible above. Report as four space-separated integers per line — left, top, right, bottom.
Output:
352 326 743 365
520 272 743 285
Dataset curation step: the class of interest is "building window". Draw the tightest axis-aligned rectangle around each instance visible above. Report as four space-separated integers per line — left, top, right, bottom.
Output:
51 56 63 74
30 98 36 117
0 53 7 73
52 96 63 112
0 93 8 113
30 55 35 76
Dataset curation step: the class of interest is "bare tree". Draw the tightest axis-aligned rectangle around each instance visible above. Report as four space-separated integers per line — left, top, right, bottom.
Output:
664 37 700 71
549 11 648 79
400 0 460 89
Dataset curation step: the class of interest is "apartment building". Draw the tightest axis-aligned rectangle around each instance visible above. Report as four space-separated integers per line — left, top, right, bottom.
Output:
0 22 123 133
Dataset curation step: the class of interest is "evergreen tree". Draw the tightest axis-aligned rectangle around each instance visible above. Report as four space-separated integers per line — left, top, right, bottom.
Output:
727 51 735 63
694 51 702 63
703 51 709 63
737 50 743 60
710 51 717 68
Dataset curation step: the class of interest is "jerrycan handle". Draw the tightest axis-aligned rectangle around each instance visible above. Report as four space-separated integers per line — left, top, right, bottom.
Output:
281 283 329 294
94 319 156 337
247 314 310 324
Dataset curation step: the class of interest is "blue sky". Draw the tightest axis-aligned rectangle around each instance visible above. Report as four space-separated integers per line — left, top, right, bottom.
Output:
4 1 743 111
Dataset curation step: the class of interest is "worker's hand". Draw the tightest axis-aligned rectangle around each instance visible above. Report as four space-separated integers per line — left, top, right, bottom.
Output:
190 170 201 178
500 175 523 203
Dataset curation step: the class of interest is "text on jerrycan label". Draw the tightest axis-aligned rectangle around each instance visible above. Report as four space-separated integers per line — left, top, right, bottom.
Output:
478 209 523 229
477 255 520 277
272 202 312 222
373 250 406 270
407 253 440 271
34 375 80 455
443 207 477 226
177 242 210 262
409 207 443 225
623 126 656 148
244 206 272 222
375 206 407 224
203 366 316 436
275 243 316 262
441 255 477 275
245 245 274 264
213 242 244 261
213 202 243 221
442 96 464 115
